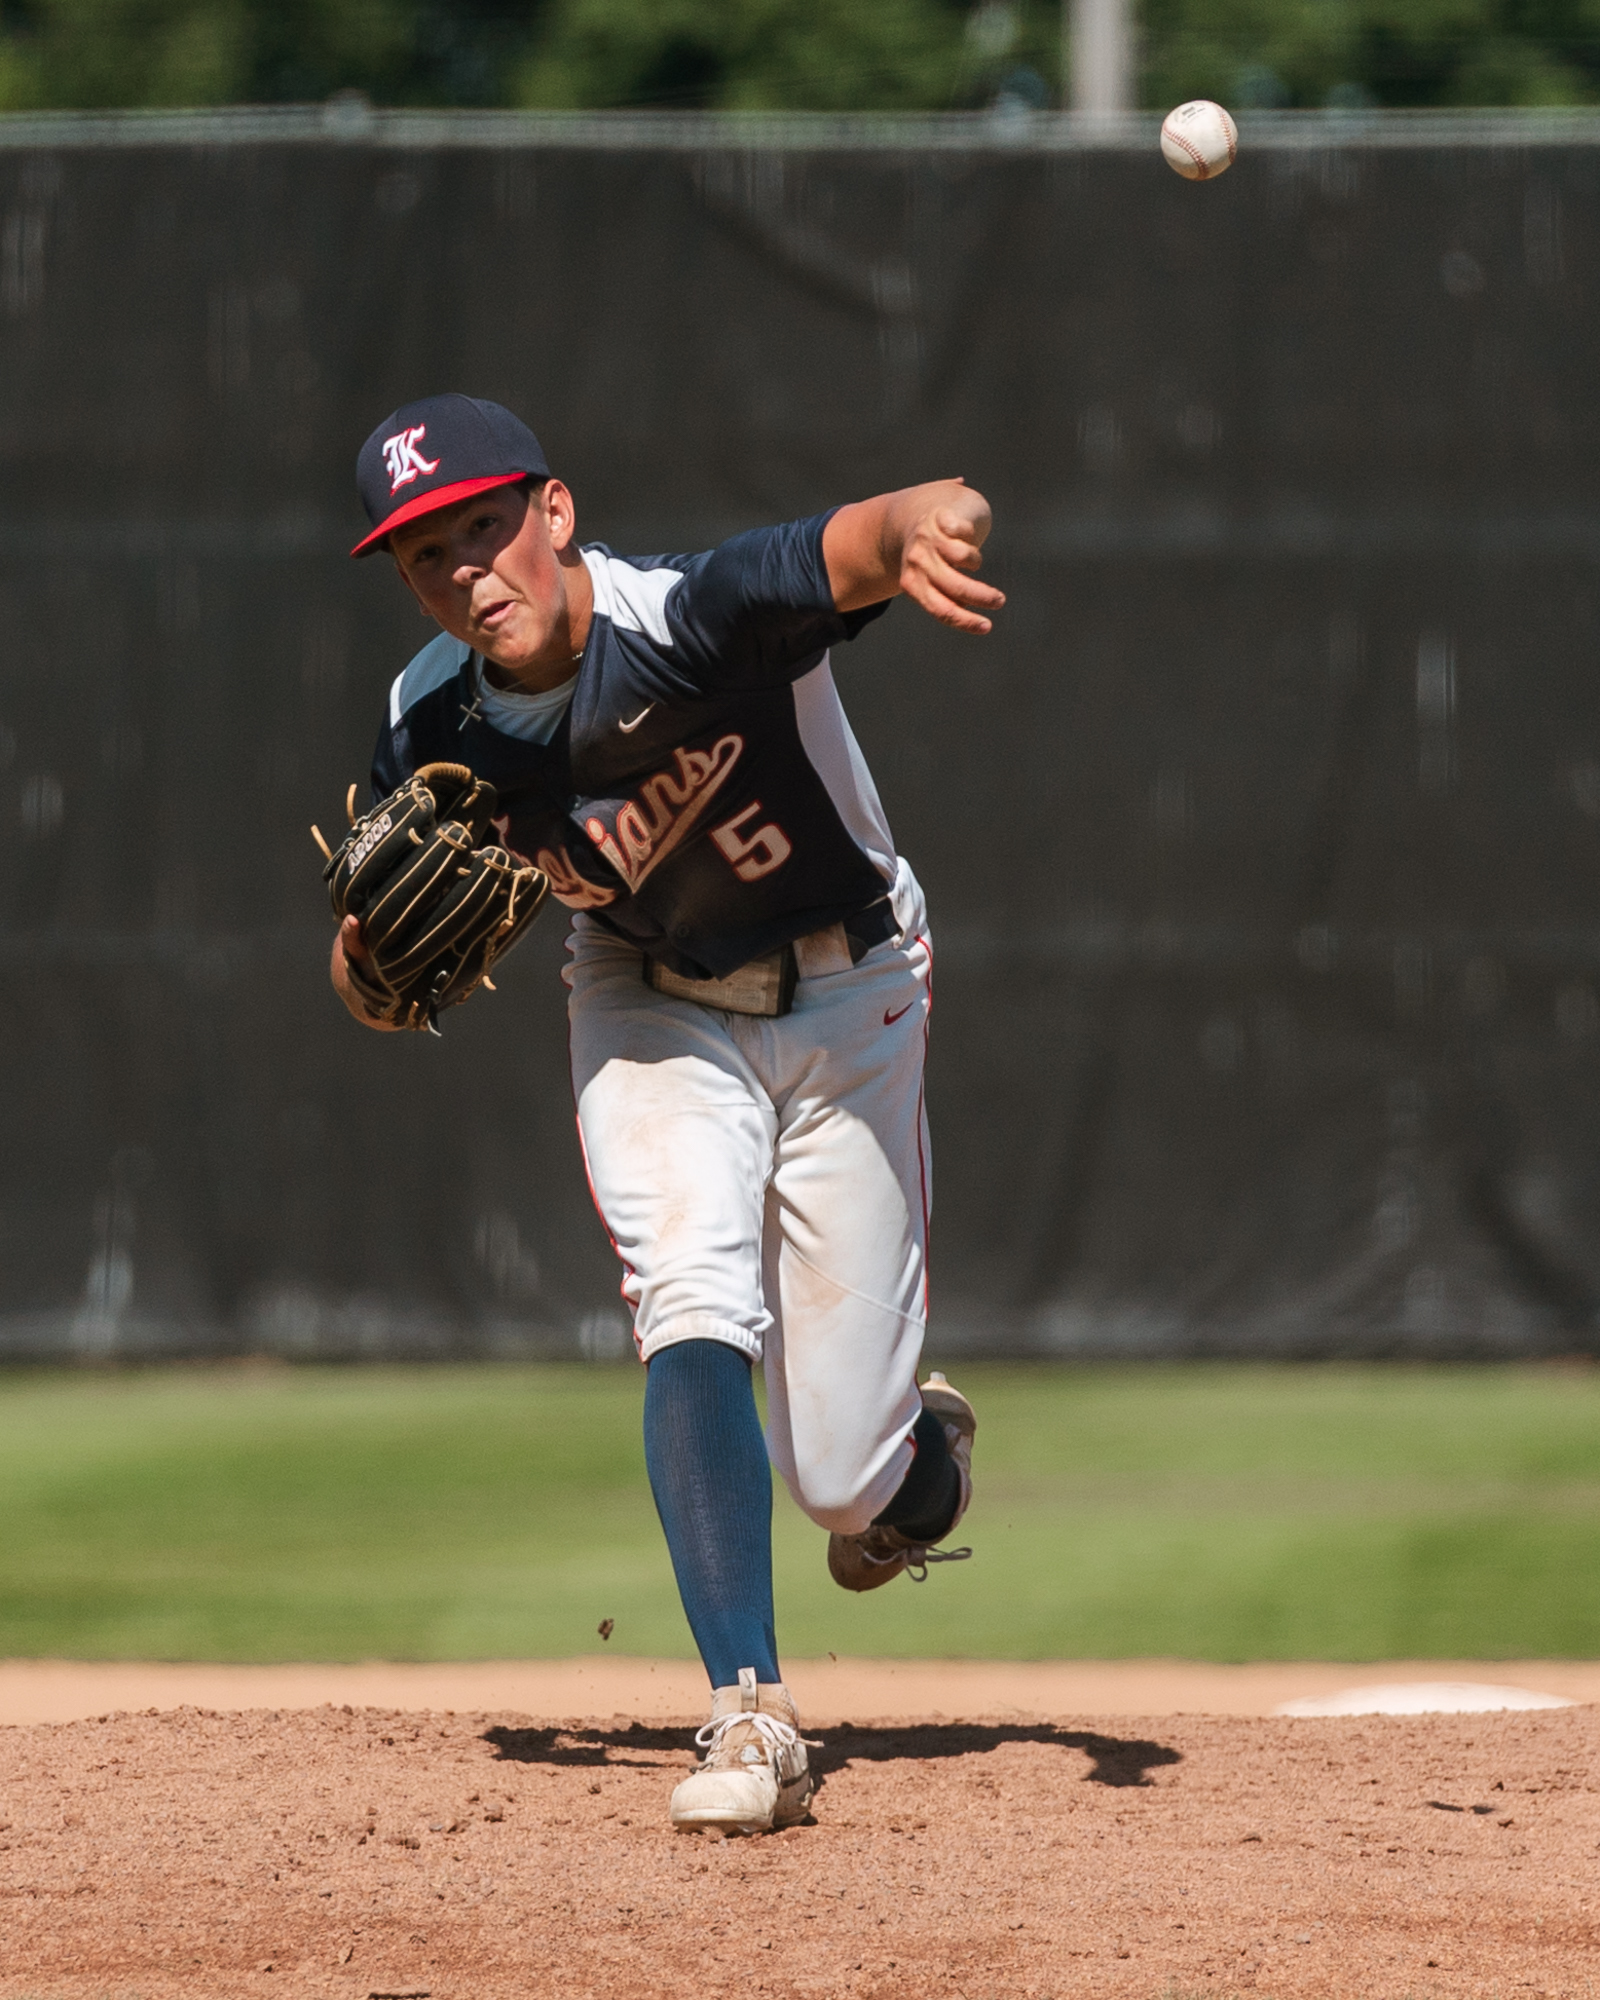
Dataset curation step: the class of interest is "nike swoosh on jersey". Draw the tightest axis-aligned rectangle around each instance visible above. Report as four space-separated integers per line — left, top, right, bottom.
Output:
618 703 656 733
884 1001 916 1025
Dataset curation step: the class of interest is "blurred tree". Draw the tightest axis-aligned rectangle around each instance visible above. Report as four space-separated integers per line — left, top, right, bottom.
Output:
516 0 963 109
0 0 543 108
513 0 1073 111
0 0 1591 112
1141 0 1600 109
0 0 1065 111
0 0 254 106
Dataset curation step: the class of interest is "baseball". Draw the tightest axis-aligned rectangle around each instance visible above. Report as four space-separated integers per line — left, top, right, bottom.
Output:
1160 99 1238 181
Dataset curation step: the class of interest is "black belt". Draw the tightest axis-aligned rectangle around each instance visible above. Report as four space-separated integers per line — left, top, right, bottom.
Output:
842 895 898 964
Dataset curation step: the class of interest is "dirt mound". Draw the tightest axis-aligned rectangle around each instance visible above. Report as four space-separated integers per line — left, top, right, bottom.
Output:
0 1702 1592 1998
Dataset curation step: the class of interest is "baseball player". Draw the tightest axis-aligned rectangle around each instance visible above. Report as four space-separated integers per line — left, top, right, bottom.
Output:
332 394 1001 1833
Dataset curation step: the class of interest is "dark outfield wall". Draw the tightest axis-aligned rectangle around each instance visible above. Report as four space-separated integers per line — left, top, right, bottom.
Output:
0 111 1597 1360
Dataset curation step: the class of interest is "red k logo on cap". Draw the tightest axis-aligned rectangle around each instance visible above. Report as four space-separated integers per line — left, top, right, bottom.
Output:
381 424 441 494
352 395 552 556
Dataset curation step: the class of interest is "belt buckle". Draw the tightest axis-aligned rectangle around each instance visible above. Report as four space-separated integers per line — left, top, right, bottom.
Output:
644 946 798 1017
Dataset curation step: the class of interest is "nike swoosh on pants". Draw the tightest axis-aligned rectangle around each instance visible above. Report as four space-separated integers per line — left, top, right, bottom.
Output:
883 1001 915 1026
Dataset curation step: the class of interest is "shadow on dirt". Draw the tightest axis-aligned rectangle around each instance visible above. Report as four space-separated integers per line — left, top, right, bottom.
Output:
483 1721 1181 1789
809 1725 1182 1788
484 1722 693 1769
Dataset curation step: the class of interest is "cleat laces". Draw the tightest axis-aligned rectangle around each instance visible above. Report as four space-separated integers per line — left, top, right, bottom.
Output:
861 1541 972 1582
693 1710 820 1766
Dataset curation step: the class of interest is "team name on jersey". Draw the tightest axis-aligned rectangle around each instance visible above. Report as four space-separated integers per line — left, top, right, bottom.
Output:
489 812 612 911
536 842 618 910
497 730 796 912
583 735 745 894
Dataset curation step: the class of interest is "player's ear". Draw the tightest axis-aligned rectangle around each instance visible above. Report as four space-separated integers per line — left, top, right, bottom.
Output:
541 477 577 554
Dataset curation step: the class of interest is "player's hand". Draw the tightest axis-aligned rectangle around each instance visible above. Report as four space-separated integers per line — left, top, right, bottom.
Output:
897 490 1005 636
823 479 1004 633
330 916 402 1031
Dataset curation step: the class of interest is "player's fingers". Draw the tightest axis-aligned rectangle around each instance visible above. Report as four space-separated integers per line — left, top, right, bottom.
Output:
941 566 1006 607
905 530 993 582
916 552 1006 608
932 503 991 549
927 532 983 572
904 575 995 634
341 913 370 961
924 518 999 574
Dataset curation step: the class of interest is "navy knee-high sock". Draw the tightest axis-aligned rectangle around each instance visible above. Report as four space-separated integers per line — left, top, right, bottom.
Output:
643 1339 780 1690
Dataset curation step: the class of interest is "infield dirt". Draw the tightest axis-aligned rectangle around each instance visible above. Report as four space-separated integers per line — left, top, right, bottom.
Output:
0 1701 1595 1998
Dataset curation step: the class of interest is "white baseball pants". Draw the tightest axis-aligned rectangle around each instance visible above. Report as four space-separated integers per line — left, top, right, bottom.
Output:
566 862 932 1536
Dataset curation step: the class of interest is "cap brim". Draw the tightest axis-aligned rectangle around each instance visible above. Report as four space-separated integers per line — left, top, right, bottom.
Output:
349 474 535 557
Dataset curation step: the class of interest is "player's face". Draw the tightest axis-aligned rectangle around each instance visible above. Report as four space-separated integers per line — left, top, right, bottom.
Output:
390 480 579 682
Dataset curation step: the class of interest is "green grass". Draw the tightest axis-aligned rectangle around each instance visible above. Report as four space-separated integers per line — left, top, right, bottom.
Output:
0 1360 1599 1661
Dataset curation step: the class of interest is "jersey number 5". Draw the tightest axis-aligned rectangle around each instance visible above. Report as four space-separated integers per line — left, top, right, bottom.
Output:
711 802 793 883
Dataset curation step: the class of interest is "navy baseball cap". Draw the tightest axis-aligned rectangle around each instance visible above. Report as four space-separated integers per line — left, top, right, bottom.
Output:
351 393 552 556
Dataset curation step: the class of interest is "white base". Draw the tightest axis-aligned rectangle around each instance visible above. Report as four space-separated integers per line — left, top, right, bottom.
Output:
1276 1680 1573 1717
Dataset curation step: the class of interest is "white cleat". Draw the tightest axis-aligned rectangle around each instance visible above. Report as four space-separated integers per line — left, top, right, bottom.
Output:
670 1669 815 1834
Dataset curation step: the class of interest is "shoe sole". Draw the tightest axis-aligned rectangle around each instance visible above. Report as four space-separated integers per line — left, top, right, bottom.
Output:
827 1530 909 1591
671 1782 813 1835
673 1810 774 1834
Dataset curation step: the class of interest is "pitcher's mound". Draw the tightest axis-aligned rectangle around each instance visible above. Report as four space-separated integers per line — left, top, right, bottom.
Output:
0 1700 1594 1998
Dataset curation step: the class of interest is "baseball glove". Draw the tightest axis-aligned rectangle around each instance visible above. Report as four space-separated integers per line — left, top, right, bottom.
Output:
314 761 549 1035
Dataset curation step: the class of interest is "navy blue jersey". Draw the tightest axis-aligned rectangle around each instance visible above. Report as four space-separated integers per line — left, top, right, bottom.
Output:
371 510 899 981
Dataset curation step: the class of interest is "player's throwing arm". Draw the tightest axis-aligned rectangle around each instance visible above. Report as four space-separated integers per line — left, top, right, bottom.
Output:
823 479 1001 632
